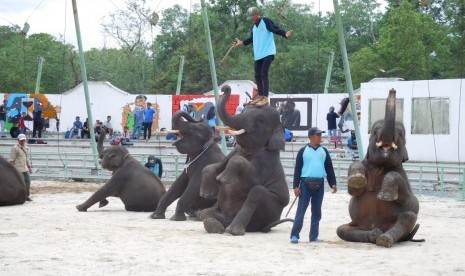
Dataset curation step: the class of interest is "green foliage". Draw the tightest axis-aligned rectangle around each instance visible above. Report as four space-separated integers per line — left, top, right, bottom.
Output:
0 0 464 95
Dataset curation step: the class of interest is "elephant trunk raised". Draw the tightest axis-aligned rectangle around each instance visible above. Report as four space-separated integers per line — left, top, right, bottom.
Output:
218 85 241 131
377 88 398 151
172 110 199 131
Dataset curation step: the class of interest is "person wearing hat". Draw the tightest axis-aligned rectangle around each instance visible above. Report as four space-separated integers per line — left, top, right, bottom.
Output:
289 126 337 244
9 133 33 201
144 155 163 179
326 106 340 141
232 7 292 107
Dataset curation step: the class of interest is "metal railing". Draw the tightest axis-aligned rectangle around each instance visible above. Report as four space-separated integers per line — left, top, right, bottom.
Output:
1 151 464 200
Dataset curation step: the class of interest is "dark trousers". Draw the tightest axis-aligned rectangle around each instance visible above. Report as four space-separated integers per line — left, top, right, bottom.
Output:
143 122 153 139
290 180 325 241
254 55 274 97
22 171 31 198
33 121 43 138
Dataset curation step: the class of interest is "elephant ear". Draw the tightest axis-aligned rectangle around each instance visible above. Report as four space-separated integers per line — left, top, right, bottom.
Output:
267 124 285 151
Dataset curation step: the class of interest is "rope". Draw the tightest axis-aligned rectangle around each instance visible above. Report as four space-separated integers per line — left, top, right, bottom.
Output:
25 0 46 23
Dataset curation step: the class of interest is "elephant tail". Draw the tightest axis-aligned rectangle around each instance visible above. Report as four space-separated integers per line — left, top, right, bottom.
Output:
401 223 425 243
261 218 294 233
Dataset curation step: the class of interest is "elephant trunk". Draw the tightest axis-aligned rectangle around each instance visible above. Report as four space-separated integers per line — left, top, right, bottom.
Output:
218 85 240 129
172 110 200 131
377 88 397 150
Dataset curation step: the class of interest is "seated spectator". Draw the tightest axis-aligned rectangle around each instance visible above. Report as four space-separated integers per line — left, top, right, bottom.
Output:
81 118 90 139
284 128 293 142
70 116 83 138
103 115 113 138
145 155 163 178
347 130 358 150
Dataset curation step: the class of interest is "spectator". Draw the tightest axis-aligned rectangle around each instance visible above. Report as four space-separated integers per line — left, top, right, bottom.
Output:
103 116 113 138
326 106 340 141
143 102 156 141
56 118 60 132
10 133 33 201
70 116 83 139
206 106 217 133
347 130 358 150
18 112 28 134
81 118 90 139
0 99 6 137
145 155 163 179
32 104 44 138
132 105 144 140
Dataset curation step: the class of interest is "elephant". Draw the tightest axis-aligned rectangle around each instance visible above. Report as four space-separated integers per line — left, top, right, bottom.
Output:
336 89 421 248
198 85 291 235
0 155 27 206
150 111 224 221
76 130 166 212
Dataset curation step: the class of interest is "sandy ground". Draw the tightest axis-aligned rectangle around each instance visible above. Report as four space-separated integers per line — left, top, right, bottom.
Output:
1 180 465 276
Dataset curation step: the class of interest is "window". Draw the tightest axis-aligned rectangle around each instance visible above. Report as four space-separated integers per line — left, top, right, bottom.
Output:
412 97 449 134
368 99 404 131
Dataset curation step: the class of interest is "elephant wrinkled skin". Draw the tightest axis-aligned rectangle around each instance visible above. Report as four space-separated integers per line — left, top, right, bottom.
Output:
0 155 27 206
336 89 420 248
150 111 223 221
198 85 291 235
76 130 166 212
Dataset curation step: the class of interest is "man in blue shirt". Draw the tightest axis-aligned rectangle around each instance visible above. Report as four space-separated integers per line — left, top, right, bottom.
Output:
32 104 44 138
232 7 292 107
290 127 337 244
70 116 83 139
143 102 156 141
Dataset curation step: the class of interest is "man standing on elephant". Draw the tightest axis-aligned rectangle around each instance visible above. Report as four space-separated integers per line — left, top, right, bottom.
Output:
10 134 33 201
232 7 292 107
290 127 337 243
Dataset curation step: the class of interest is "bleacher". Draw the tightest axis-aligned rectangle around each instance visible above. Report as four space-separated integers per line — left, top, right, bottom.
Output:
0 131 464 199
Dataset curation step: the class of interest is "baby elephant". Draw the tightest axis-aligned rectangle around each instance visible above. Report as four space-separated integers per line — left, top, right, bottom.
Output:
76 131 165 212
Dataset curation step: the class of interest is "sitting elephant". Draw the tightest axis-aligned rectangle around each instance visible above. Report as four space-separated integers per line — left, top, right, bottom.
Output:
198 85 291 235
150 111 224 221
336 89 420 248
0 155 27 206
76 130 166 212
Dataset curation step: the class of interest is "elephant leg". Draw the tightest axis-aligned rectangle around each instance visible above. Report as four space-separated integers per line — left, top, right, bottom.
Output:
337 224 383 243
99 199 109 208
200 161 227 199
225 185 271 236
197 206 229 234
376 211 417 248
76 180 120 211
171 175 202 221
377 171 404 202
347 161 367 196
150 172 189 219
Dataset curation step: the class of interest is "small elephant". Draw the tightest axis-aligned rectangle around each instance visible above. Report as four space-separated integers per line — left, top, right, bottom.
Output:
336 89 420 248
0 155 27 206
76 130 166 212
150 111 223 221
198 85 291 235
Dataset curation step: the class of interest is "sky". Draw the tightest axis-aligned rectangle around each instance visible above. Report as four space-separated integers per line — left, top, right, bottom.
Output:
0 0 378 50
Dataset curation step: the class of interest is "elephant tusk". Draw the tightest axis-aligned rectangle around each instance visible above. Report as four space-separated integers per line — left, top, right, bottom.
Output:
391 142 398 150
166 130 179 134
216 126 230 131
376 141 383 147
228 129 246 135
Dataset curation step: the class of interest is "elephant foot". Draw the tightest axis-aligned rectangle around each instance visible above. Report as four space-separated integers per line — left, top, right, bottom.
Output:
75 204 87 212
376 233 394 248
99 199 109 208
150 212 165 219
225 225 246 236
348 173 367 189
368 228 384 243
377 185 399 201
203 218 225 234
170 213 187 221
